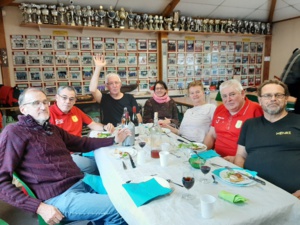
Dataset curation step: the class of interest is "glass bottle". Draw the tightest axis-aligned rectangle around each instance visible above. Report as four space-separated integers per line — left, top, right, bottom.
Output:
150 112 162 158
121 107 127 127
122 110 135 146
132 106 139 136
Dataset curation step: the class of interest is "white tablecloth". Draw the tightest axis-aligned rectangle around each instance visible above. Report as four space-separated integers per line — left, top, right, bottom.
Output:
93 133 300 225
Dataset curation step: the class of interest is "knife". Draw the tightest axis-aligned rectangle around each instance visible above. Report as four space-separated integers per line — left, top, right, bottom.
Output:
225 166 266 185
177 139 188 144
126 152 136 168
122 160 127 170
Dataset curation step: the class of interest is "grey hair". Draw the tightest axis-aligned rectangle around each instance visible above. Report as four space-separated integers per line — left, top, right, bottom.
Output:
57 86 77 96
105 73 121 84
18 87 46 106
219 79 243 93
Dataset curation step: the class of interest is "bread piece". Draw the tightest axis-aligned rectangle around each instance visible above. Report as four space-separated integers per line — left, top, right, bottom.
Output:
229 173 244 182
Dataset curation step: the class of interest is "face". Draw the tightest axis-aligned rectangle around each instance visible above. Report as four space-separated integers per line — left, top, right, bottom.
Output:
56 88 76 113
154 84 167 97
189 86 204 106
106 76 121 96
259 84 287 115
19 90 50 125
221 86 245 113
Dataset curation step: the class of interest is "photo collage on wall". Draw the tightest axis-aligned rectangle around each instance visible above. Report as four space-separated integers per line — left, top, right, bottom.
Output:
166 39 263 89
10 35 158 95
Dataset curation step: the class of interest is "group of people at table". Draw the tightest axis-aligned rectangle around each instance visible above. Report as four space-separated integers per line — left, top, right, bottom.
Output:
0 54 300 225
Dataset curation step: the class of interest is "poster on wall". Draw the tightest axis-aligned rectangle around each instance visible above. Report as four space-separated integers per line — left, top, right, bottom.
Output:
25 35 40 49
43 67 55 80
42 51 54 66
40 35 53 50
11 35 25 50
29 67 42 81
80 37 92 51
93 37 103 51
27 51 40 66
127 39 137 51
67 36 79 50
14 67 28 81
13 51 26 66
69 67 81 80
54 36 66 50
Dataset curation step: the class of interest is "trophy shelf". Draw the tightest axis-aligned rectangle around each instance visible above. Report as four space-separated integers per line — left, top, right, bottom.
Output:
20 23 271 38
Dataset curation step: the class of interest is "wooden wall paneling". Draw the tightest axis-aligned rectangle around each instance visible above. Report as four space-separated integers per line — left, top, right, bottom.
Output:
0 9 10 85
263 35 272 81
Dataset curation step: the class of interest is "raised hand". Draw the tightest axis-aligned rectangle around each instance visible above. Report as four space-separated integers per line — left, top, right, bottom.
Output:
93 54 107 68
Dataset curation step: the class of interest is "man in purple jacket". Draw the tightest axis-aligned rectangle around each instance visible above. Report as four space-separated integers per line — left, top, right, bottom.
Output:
0 88 130 225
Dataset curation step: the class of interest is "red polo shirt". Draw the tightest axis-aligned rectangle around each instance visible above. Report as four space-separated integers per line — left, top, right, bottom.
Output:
212 98 263 157
49 103 93 137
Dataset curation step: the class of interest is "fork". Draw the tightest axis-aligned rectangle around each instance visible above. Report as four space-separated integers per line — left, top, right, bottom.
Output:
170 152 181 158
167 179 184 187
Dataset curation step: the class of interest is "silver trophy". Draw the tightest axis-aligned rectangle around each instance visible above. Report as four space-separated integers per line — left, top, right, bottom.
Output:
40 4 49 24
244 20 249 34
203 19 209 32
127 10 135 29
119 8 128 29
254 21 261 34
68 3 76 26
220 19 227 33
197 19 203 32
86 6 93 26
208 19 214 32
179 15 185 31
266 23 271 34
32 4 42 25
135 14 141 29
81 7 88 26
148 15 154 30
26 4 33 23
98 6 106 27
19 3 28 23
215 19 220 33
186 16 192 31
154 15 159 30
159 16 164 30
107 6 116 28
31 4 37 24
57 3 66 25
164 17 173 31
48 5 58 25
94 9 99 27
75 5 82 26
141 13 148 30
237 20 244 33
172 10 180 31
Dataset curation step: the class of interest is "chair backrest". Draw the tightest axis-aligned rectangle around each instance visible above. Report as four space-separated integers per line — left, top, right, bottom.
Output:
0 219 9 225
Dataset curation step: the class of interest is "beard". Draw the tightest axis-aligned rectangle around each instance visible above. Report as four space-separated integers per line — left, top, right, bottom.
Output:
262 104 285 115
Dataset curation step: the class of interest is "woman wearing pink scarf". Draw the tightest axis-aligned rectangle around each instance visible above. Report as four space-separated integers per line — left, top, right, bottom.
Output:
143 81 179 127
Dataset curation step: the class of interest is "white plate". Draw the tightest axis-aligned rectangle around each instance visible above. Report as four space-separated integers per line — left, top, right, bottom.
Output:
219 169 256 186
190 142 207 151
162 128 171 134
142 176 170 188
110 147 137 159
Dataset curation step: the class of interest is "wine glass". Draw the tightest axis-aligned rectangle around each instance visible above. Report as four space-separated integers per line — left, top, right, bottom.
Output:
200 165 211 184
182 171 195 200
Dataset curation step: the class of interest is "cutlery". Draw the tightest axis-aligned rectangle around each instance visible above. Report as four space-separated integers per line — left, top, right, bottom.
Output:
122 160 127 170
167 179 184 187
225 166 266 185
210 162 223 167
212 175 218 184
193 150 202 158
125 152 136 168
170 152 181 158
177 139 188 144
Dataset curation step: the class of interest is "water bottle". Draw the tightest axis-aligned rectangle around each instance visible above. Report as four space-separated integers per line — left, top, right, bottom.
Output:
122 110 135 146
205 88 210 103
150 112 162 158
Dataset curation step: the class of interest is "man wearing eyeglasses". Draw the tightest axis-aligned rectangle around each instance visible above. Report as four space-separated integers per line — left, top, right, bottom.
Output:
49 86 114 174
204 79 263 159
234 80 300 198
89 54 142 126
0 88 130 224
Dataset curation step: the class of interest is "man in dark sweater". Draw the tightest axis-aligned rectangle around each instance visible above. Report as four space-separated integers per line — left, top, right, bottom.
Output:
0 88 130 225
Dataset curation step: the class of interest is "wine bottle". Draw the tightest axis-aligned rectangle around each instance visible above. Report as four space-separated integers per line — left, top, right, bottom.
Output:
150 112 162 158
131 106 139 126
121 107 127 127
122 109 135 146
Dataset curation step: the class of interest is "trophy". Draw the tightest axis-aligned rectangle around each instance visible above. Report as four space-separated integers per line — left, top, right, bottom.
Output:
186 16 192 31
140 13 148 30
179 16 185 31
197 19 203 32
31 4 42 24
81 7 88 26
31 5 38 24
190 19 196 32
154 15 159 30
26 4 33 23
215 19 220 33
159 16 164 30
203 18 209 32
237 20 244 33
119 8 128 29
135 14 141 29
49 5 58 25
68 2 76 26
164 17 173 31
107 6 116 28
94 9 99 27
225 19 232 33
40 4 49 24
244 20 249 33
232 20 238 33
266 23 271 35
254 22 261 34
172 10 180 31
75 5 82 26
98 6 106 27
249 21 255 34
86 6 93 26
220 19 227 33
114 11 120 28
19 3 28 23
57 3 66 25
128 10 135 29
148 15 154 30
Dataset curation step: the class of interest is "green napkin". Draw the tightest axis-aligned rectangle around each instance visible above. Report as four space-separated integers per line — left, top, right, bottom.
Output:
218 190 248 204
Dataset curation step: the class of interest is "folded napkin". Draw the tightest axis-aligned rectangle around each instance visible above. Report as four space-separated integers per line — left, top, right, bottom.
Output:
122 178 172 207
219 190 248 204
191 149 220 160
83 174 107 194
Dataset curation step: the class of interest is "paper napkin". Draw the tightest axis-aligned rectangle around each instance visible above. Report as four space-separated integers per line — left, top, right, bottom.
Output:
218 190 248 203
122 178 172 207
191 149 220 160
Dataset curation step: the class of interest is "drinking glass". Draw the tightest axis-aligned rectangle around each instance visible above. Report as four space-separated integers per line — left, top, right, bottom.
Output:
182 171 195 200
200 165 211 184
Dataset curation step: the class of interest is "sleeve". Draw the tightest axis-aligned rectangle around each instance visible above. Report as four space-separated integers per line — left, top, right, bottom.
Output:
142 99 154 123
238 120 249 147
0 126 42 213
209 104 217 121
75 106 93 126
170 100 179 126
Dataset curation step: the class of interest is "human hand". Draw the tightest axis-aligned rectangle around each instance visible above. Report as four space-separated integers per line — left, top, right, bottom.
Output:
36 202 64 225
158 118 171 126
292 190 300 199
115 128 131 143
93 54 107 68
105 123 115 133
223 155 235 163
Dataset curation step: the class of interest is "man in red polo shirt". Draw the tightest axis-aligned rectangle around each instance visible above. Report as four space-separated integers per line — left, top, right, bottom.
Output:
204 79 263 160
49 86 114 174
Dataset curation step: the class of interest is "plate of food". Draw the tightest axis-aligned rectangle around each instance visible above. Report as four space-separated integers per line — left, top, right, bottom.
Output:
215 168 256 186
111 147 137 159
97 131 112 138
178 142 207 151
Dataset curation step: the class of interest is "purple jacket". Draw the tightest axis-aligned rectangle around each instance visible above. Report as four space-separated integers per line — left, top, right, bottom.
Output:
0 114 113 213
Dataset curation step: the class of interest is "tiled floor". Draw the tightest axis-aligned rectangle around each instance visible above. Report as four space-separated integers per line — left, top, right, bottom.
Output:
0 200 38 225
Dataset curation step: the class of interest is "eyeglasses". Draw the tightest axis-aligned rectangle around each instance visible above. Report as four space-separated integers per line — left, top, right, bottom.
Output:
260 93 286 100
155 87 165 90
58 94 76 102
107 81 121 86
221 92 238 99
22 100 50 108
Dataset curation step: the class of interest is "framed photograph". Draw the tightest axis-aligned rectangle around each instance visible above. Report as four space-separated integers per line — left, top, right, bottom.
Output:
235 42 242 53
42 52 54 65
138 39 147 50
43 67 55 80
219 54 227 64
44 85 57 96
80 37 92 50
29 68 42 81
249 54 256 64
177 53 185 65
148 53 157 64
11 35 25 50
186 40 194 52
234 65 241 75
117 67 127 79
139 80 149 90
195 66 202 77
203 53 211 64
105 53 116 66
255 65 262 75
127 53 137 65
72 82 83 95
228 42 235 52
235 54 242 64
149 66 158 78
54 36 66 50
255 75 261 86
178 40 185 52
178 66 185 77
212 41 219 52
128 67 137 78
194 40 203 52
242 54 248 64
55 52 68 65
195 53 202 64
105 38 115 51
127 39 137 51
241 76 248 86
257 43 263 53
69 67 81 80
168 53 176 65
139 66 148 78
226 65 234 75
250 42 257 53
256 54 262 64
14 67 28 81
204 41 211 52
40 35 53 50
243 42 249 52
106 67 117 75
227 54 234 64
211 65 218 75
186 66 194 77
186 53 194 65
167 79 177 90
56 67 68 80
25 35 39 49
68 52 80 66
13 51 26 66
219 66 226 75
149 40 157 51
117 38 126 51
138 53 147 65
211 53 219 64
248 75 255 86
82 67 93 80
67 36 79 50
203 66 211 76
81 52 93 66
220 41 227 52
93 37 103 50
117 53 127 65
27 51 40 66
242 65 248 75
168 40 176 52
168 66 177 78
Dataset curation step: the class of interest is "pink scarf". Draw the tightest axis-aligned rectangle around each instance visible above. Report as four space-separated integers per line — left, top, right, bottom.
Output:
153 92 171 103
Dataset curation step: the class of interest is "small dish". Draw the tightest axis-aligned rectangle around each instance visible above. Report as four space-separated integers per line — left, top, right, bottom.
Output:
189 157 206 169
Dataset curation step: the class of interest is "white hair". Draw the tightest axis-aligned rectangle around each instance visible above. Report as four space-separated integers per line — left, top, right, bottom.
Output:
219 79 243 93
105 73 121 84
